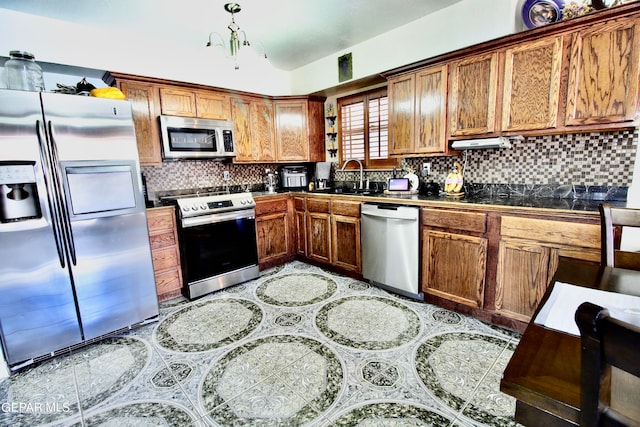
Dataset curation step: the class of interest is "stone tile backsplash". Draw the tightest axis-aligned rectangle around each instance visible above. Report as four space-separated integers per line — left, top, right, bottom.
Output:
143 129 637 201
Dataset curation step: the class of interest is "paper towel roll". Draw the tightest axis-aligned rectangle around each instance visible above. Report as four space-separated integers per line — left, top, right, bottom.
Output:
316 162 332 180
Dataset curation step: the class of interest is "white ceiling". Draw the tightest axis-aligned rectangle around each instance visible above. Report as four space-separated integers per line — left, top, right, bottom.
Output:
0 0 463 71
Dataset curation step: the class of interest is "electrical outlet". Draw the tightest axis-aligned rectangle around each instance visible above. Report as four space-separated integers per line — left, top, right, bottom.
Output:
421 162 431 177
223 171 230 181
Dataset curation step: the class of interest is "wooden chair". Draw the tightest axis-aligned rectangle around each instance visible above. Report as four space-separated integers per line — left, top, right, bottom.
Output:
575 302 640 427
599 204 640 269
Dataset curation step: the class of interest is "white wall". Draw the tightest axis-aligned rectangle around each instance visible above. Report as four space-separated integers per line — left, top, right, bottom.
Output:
291 0 520 95
0 9 290 95
0 0 519 96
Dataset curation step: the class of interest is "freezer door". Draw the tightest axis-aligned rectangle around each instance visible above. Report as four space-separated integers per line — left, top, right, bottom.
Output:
0 89 82 366
40 92 159 339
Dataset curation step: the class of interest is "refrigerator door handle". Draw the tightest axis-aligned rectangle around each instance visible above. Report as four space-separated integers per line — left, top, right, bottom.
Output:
47 120 77 265
36 120 66 268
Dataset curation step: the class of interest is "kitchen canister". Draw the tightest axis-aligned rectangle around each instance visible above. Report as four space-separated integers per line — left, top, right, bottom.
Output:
5 50 45 91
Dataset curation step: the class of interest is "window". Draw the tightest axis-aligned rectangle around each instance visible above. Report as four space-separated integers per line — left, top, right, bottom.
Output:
338 87 398 170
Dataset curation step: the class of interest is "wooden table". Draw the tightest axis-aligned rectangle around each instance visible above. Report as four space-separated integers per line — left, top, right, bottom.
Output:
500 259 640 426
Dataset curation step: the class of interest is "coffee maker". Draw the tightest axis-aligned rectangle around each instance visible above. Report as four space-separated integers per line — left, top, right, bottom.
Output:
0 162 41 223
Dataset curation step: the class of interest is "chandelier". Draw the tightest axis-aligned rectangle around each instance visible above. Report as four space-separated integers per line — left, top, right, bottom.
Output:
206 3 268 70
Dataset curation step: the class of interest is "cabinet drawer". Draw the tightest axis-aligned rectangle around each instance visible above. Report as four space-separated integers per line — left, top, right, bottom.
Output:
154 268 182 297
146 207 175 232
331 200 360 217
256 198 289 215
151 246 180 272
422 208 486 233
501 216 600 249
149 230 177 250
294 197 306 211
307 198 330 213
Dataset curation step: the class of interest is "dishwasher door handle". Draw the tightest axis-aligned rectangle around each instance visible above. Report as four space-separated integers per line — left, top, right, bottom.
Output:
361 210 418 221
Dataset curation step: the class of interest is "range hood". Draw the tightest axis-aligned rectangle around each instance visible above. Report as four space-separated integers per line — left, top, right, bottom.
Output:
451 136 512 150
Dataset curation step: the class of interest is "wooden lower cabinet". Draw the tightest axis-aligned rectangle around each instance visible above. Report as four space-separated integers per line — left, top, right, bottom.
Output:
423 230 487 307
294 196 307 256
255 196 294 268
293 196 362 273
305 198 332 265
331 200 362 273
146 207 183 301
495 216 601 323
421 208 488 308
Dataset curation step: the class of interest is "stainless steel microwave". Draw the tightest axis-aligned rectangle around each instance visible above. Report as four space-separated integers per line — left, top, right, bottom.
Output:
159 115 235 160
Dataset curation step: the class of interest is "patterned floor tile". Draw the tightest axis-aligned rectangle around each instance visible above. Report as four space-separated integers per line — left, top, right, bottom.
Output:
0 261 523 426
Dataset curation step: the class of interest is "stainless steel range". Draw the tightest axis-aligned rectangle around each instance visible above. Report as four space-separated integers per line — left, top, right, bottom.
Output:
163 191 259 299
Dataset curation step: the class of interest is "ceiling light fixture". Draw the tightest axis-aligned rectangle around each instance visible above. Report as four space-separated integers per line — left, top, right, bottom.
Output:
206 3 267 70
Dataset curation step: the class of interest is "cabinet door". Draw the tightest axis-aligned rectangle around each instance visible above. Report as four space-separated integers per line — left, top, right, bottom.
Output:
502 36 563 131
231 97 254 162
251 98 276 162
449 52 499 136
422 230 487 308
295 210 307 256
495 239 550 323
159 88 196 116
307 212 331 264
118 80 162 166
566 18 640 126
195 91 231 120
256 212 290 263
275 100 309 161
331 215 361 272
415 65 448 154
388 73 415 155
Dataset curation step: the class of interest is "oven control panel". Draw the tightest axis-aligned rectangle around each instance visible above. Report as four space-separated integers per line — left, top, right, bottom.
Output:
175 193 255 217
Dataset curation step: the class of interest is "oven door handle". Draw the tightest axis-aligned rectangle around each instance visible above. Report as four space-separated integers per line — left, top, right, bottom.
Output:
181 208 255 228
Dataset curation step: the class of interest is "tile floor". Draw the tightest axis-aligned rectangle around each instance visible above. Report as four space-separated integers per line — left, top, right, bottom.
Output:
0 261 523 426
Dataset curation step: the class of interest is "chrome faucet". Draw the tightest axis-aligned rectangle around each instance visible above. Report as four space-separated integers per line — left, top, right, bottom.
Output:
340 158 364 189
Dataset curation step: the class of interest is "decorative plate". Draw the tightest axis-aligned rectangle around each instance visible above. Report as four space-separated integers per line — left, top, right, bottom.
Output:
522 0 564 29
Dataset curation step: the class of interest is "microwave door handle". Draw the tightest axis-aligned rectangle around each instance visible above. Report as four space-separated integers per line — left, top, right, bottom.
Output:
37 120 66 268
47 120 77 265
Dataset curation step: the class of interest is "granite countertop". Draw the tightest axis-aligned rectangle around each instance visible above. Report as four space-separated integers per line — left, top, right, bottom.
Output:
150 183 628 213
254 182 628 213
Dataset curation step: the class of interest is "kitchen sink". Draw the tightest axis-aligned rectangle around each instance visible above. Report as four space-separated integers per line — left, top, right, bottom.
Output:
313 187 383 197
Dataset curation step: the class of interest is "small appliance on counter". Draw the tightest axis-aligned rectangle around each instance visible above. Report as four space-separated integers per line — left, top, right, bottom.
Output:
264 169 278 193
315 162 332 190
279 165 309 190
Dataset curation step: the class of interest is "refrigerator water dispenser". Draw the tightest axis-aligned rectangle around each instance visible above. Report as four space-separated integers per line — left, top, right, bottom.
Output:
0 162 41 222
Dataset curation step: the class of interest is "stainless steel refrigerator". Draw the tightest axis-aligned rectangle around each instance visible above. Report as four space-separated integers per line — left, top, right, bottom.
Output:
0 89 159 370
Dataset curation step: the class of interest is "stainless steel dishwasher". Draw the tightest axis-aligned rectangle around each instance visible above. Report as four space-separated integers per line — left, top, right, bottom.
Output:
361 203 422 299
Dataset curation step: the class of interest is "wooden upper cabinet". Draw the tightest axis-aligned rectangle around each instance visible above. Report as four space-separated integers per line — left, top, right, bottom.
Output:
415 65 448 153
502 36 563 132
195 91 231 120
449 51 499 136
565 17 640 126
159 87 196 116
388 65 448 155
117 80 162 166
231 97 253 161
231 96 276 163
275 100 309 162
388 73 415 155
251 98 276 162
160 87 231 120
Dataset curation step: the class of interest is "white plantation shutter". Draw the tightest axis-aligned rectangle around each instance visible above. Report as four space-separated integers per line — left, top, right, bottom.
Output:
368 96 388 160
338 88 396 170
340 101 365 160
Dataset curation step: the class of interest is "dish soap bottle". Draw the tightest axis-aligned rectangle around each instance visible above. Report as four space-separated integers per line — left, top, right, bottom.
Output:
5 50 45 92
